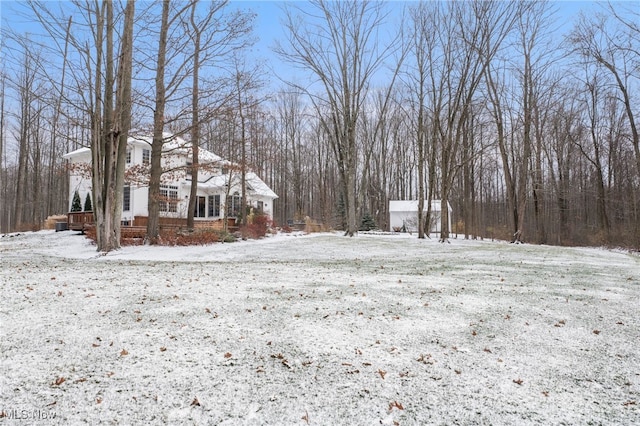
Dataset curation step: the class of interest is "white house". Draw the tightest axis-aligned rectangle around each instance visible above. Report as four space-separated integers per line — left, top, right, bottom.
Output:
63 133 278 225
389 200 452 234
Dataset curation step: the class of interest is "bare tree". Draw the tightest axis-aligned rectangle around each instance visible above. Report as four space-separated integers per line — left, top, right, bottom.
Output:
570 5 639 179
406 2 436 239
89 0 135 252
276 0 398 236
146 0 187 242
184 0 255 229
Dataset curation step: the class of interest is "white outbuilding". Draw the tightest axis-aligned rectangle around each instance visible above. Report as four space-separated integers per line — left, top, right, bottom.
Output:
389 200 452 234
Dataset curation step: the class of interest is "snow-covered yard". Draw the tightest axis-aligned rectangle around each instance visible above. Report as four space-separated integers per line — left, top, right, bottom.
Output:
1 230 638 425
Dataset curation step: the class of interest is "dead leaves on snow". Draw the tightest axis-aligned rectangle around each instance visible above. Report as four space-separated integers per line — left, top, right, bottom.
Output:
388 400 404 411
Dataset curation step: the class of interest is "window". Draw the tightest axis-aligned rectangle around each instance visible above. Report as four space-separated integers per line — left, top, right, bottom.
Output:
126 148 131 164
257 201 264 213
186 161 192 178
226 192 241 217
142 149 150 165
194 196 206 218
123 185 131 211
159 185 178 213
208 195 221 217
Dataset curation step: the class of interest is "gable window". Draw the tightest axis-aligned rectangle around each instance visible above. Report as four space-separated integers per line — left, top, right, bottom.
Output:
123 185 131 212
159 185 178 213
208 195 221 217
126 148 131 164
142 149 150 165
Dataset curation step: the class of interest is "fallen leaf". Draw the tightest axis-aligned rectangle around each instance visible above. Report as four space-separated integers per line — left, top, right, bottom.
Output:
53 377 65 386
513 378 523 385
378 369 386 379
191 397 201 406
160 347 167 352
96 397 103 404
120 349 129 356
224 352 232 358
593 329 601 335
388 401 404 411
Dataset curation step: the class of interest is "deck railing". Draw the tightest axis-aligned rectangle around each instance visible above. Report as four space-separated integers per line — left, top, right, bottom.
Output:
67 212 237 233
67 211 94 231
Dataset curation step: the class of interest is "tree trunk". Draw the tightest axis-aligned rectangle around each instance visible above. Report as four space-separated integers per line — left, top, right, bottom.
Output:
147 0 171 244
92 0 135 252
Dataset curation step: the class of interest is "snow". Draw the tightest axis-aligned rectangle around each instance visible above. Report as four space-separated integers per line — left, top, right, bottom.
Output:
1 230 638 424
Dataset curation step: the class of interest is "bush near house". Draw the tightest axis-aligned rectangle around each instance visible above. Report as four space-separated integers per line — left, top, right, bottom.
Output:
239 213 270 240
71 191 82 212
83 193 92 212
84 225 236 247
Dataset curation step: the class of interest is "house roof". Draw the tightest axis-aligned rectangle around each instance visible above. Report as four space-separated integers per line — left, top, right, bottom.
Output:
389 200 451 212
63 133 225 165
199 172 278 199
62 147 91 159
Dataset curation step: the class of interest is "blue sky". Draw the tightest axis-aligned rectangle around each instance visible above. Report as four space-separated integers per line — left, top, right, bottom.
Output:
0 0 609 89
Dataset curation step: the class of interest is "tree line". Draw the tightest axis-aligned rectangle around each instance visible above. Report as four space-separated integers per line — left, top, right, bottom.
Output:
1 0 638 250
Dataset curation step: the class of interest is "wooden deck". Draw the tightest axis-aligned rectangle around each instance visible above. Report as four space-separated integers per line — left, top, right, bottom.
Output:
67 212 95 231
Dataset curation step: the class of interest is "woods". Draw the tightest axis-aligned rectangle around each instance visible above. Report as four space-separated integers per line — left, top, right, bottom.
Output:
1 1 638 250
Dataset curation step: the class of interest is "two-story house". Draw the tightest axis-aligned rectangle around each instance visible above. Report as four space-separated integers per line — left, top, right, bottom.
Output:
63 133 277 229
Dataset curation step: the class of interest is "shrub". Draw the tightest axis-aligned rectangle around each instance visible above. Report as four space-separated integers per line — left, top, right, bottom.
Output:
359 212 377 231
71 191 82 212
239 213 270 239
84 193 93 212
84 226 230 246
